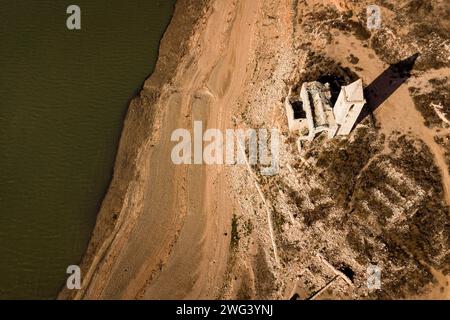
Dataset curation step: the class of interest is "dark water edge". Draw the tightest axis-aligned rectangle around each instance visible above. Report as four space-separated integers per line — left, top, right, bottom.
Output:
0 0 175 299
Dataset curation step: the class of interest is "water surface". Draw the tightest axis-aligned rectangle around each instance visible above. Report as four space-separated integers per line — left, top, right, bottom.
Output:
0 0 175 299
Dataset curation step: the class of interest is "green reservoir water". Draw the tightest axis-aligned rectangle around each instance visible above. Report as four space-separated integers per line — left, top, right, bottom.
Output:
0 0 175 299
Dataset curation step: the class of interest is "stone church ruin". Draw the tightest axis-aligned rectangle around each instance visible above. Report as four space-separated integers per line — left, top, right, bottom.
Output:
285 79 365 149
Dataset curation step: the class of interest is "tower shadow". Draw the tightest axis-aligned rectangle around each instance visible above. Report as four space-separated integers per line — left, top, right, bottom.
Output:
356 53 419 125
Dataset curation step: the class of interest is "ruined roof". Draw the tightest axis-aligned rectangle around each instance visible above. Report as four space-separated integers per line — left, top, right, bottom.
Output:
343 79 365 102
298 81 337 140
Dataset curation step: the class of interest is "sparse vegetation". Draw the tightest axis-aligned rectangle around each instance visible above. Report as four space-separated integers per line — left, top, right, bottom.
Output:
347 134 450 296
242 219 254 237
370 0 450 70
231 213 240 249
253 246 276 299
316 126 383 208
271 208 286 236
434 134 450 172
409 78 450 128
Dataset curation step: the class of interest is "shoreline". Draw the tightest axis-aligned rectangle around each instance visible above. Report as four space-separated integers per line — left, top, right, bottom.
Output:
59 0 211 299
